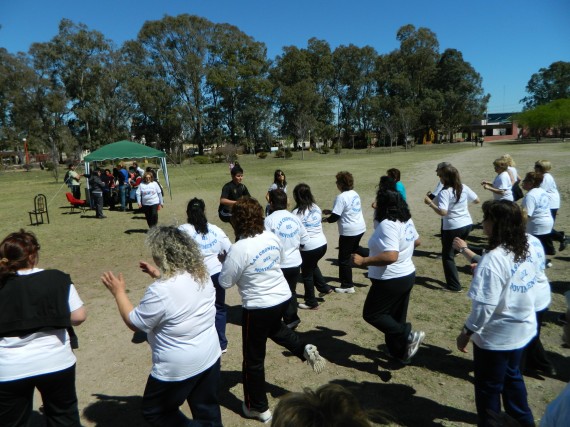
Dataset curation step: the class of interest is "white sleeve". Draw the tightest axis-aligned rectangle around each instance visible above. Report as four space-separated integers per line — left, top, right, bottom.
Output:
219 250 243 289
331 194 345 216
437 189 450 211
465 300 496 332
522 194 535 217
68 285 84 312
129 288 166 332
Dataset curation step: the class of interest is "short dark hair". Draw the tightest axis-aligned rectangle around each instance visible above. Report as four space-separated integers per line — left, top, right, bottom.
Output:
268 189 288 211
231 165 244 176
386 168 401 182
335 171 354 191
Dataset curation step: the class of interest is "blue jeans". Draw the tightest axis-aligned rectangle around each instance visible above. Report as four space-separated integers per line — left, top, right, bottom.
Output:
118 185 127 210
210 273 227 351
473 344 534 427
141 359 222 427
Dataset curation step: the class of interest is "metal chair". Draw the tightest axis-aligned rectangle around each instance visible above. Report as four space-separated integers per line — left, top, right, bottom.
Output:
29 194 50 225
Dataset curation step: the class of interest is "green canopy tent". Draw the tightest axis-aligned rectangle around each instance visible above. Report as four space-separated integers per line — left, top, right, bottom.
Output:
83 140 171 198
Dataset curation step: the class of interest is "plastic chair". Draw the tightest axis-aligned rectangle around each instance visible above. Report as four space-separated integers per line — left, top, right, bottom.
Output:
29 194 50 225
66 192 87 214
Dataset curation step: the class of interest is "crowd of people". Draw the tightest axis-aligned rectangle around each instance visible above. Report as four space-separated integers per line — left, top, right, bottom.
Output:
3 156 568 426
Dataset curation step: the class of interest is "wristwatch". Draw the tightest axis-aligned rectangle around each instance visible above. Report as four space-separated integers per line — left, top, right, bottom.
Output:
459 246 467 253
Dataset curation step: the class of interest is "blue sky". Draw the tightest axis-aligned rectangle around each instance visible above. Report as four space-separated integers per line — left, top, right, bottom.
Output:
1 0 569 113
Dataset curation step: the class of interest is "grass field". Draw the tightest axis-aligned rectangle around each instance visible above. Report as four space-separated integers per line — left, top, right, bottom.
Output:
1 140 569 426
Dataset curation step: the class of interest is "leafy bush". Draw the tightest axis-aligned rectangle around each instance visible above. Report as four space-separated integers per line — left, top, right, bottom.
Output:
210 153 225 163
320 145 330 154
275 149 285 158
193 155 212 164
257 151 268 159
284 149 293 159
332 143 342 154
44 162 56 171
22 164 33 171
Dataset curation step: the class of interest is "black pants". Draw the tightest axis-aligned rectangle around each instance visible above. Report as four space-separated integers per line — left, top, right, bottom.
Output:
549 208 565 244
300 244 331 307
441 224 472 291
338 233 365 288
142 359 222 427
142 204 159 228
281 266 301 325
362 273 415 360
242 300 305 413
521 308 554 373
0 365 80 427
535 233 555 256
71 185 81 200
91 191 104 218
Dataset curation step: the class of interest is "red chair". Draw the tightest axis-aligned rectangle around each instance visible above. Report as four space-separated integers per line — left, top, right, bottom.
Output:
66 192 87 213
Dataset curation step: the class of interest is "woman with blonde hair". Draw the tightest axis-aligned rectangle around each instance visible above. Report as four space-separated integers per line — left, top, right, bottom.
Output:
501 154 523 201
102 226 222 426
480 158 513 201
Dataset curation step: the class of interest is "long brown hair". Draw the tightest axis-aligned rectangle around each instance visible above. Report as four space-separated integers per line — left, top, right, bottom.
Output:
440 166 463 202
482 200 528 262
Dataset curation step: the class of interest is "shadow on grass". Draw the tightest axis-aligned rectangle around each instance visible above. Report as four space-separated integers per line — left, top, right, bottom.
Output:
550 280 570 297
82 394 144 426
415 275 446 290
330 378 478 426
124 229 148 234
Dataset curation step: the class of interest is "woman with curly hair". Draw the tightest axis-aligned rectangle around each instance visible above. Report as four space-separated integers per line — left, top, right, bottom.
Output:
424 166 480 292
353 189 424 365
219 197 326 423
0 229 86 427
456 201 539 427
101 226 222 427
179 198 232 352
323 171 367 294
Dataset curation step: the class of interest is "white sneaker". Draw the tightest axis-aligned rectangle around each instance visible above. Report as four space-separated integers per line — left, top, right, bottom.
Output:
401 330 425 364
546 261 553 268
298 303 319 310
334 287 355 294
304 344 327 373
242 402 272 423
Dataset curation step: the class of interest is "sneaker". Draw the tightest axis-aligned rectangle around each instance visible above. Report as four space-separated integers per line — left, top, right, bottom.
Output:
401 330 425 364
334 287 355 294
560 234 567 252
304 344 327 373
242 402 272 423
298 303 319 310
221 348 227 354
546 261 553 268
318 288 334 297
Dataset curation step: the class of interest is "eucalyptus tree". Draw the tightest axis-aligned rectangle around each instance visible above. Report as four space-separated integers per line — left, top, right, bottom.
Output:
434 48 488 143
271 38 334 144
521 61 570 109
332 44 378 142
132 14 213 154
206 23 272 147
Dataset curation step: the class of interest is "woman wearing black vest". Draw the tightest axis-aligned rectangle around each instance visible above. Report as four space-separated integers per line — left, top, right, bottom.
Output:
0 230 87 427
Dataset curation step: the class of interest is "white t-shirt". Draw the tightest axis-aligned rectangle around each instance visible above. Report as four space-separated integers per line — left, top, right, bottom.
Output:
265 210 309 268
432 181 444 197
507 166 519 184
522 188 554 236
219 231 291 309
0 268 83 382
331 190 366 236
467 245 538 350
540 173 560 209
492 172 513 201
527 234 551 312
436 184 478 230
292 205 327 251
136 181 163 206
129 272 220 382
179 223 232 276
367 219 419 281
267 183 287 193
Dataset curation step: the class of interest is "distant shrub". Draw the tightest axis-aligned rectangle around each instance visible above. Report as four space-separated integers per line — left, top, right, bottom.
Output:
210 153 225 163
332 143 342 154
257 151 268 159
44 162 56 171
22 164 33 171
193 155 211 164
284 149 293 159
320 145 330 154
275 149 285 158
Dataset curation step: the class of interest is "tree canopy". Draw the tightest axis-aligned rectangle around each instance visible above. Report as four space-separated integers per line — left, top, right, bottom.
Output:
0 17 495 158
